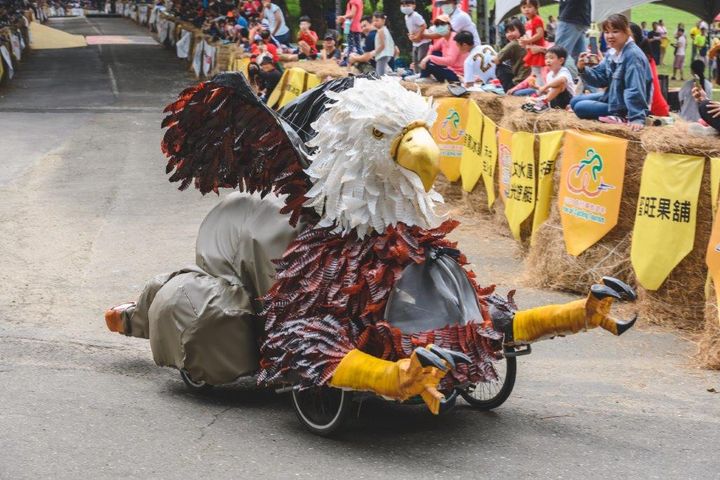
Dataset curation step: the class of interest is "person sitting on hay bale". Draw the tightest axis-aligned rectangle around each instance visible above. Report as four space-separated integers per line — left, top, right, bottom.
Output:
690 84 720 136
492 18 529 93
414 16 469 84
571 14 651 132
521 45 575 113
348 16 377 74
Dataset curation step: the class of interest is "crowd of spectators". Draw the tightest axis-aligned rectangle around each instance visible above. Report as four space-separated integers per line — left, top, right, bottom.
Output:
155 0 719 134
0 0 30 27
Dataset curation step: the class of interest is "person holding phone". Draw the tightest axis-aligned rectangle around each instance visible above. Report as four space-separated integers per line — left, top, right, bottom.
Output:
690 82 720 135
571 14 652 131
679 60 713 122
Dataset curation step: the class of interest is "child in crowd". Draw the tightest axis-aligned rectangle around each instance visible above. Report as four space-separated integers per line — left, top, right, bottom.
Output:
679 59 713 122
320 33 342 61
257 56 282 103
525 45 574 112
672 27 686 80
251 30 279 62
401 0 430 74
493 18 529 92
372 12 395 76
416 16 468 83
463 42 497 88
518 0 546 86
296 15 318 59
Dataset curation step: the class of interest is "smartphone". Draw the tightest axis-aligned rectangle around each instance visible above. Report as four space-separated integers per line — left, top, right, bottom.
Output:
589 36 599 55
694 74 702 90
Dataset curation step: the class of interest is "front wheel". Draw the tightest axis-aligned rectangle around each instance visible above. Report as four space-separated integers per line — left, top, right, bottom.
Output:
291 386 353 436
459 348 517 410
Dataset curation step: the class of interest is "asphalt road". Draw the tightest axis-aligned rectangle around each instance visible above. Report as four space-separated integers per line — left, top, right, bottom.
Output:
1 16 720 480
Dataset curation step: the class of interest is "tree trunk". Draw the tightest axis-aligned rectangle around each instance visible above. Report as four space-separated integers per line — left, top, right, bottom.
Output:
384 0 410 60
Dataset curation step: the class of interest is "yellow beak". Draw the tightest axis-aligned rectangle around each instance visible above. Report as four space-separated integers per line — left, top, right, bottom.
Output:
395 126 440 192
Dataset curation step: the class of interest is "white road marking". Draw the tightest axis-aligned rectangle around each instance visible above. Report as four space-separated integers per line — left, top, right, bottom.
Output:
107 66 119 98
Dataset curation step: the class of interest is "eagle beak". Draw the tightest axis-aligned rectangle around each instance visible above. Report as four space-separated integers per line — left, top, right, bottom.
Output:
395 126 440 192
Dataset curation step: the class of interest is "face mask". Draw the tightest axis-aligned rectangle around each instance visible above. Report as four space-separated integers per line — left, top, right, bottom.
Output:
435 25 450 36
441 4 454 15
400 6 413 15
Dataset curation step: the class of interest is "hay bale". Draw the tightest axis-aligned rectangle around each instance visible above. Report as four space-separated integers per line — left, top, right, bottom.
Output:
282 60 348 79
698 289 720 369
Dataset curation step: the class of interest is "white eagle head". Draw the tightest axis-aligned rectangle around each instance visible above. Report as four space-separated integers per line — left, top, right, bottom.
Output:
303 77 444 238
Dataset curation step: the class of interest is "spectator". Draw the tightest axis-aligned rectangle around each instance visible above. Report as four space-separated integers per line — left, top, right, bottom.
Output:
641 21 649 38
241 0 262 18
416 16 469 83
647 22 661 64
630 23 669 117
526 45 575 112
572 14 652 131
690 21 701 59
257 56 282 102
337 0 364 57
320 32 342 61
251 30 279 62
691 84 720 135
401 0 430 74
545 15 556 42
423 0 479 47
348 15 376 73
696 27 709 61
518 0 547 86
463 41 497 87
296 15 318 59
672 27 686 80
371 12 395 76
657 19 668 65
261 0 289 46
679 60 713 122
493 18 530 92
555 0 591 60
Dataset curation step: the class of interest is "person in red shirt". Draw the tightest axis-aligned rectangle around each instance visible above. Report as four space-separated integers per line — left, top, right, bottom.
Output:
250 30 279 63
629 22 670 117
296 15 319 59
518 0 547 86
337 0 364 57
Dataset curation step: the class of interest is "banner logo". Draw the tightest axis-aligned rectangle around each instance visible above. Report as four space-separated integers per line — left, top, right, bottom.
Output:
567 148 615 198
438 108 463 142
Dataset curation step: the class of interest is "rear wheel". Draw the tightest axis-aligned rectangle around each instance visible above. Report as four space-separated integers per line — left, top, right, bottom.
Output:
291 386 353 436
460 348 517 410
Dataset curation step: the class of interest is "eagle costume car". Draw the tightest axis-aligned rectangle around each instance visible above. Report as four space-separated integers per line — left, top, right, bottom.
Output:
104 74 637 434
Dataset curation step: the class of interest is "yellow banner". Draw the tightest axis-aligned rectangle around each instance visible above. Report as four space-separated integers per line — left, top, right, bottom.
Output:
267 67 322 110
497 127 513 204
504 132 536 240
707 207 720 304
480 115 497 209
234 57 251 78
631 153 705 290
432 97 468 182
460 101 484 192
532 131 564 244
557 130 627 256
706 157 720 298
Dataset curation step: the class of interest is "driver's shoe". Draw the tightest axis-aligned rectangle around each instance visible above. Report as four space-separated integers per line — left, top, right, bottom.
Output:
103 302 135 334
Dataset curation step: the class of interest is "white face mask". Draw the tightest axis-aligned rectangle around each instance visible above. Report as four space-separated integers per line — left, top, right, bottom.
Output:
435 25 450 36
441 4 455 15
400 6 413 15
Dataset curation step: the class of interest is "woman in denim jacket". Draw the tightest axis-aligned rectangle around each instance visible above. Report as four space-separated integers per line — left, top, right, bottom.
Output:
571 14 652 131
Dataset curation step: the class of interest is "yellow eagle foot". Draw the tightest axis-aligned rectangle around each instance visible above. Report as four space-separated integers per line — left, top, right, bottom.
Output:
500 277 637 345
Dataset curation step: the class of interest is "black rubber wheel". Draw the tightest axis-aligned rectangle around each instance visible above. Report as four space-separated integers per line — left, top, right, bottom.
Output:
180 369 213 393
459 348 517 410
291 386 353 436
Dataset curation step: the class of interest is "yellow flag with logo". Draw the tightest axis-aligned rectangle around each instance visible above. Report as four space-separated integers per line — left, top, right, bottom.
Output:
532 131 564 243
480 115 497 209
460 101 484 192
504 132 536 240
497 127 513 204
431 97 468 182
557 130 627 256
706 206 720 305
267 67 322 110
631 153 705 290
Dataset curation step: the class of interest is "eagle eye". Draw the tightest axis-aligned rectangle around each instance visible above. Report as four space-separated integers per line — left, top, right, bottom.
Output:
372 128 384 140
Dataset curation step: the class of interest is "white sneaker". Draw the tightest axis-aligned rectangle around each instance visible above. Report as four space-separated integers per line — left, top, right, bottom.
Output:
413 77 435 84
404 73 421 81
688 123 718 136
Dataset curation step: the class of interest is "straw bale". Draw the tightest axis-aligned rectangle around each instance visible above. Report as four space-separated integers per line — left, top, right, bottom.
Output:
282 60 348 79
698 289 720 369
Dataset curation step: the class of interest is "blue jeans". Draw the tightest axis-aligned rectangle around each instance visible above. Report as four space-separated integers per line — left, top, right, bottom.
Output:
274 31 290 46
555 21 588 60
513 88 537 96
571 92 610 119
420 61 459 82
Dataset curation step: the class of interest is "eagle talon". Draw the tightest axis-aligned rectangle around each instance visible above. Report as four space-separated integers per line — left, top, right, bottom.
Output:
601 276 637 301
